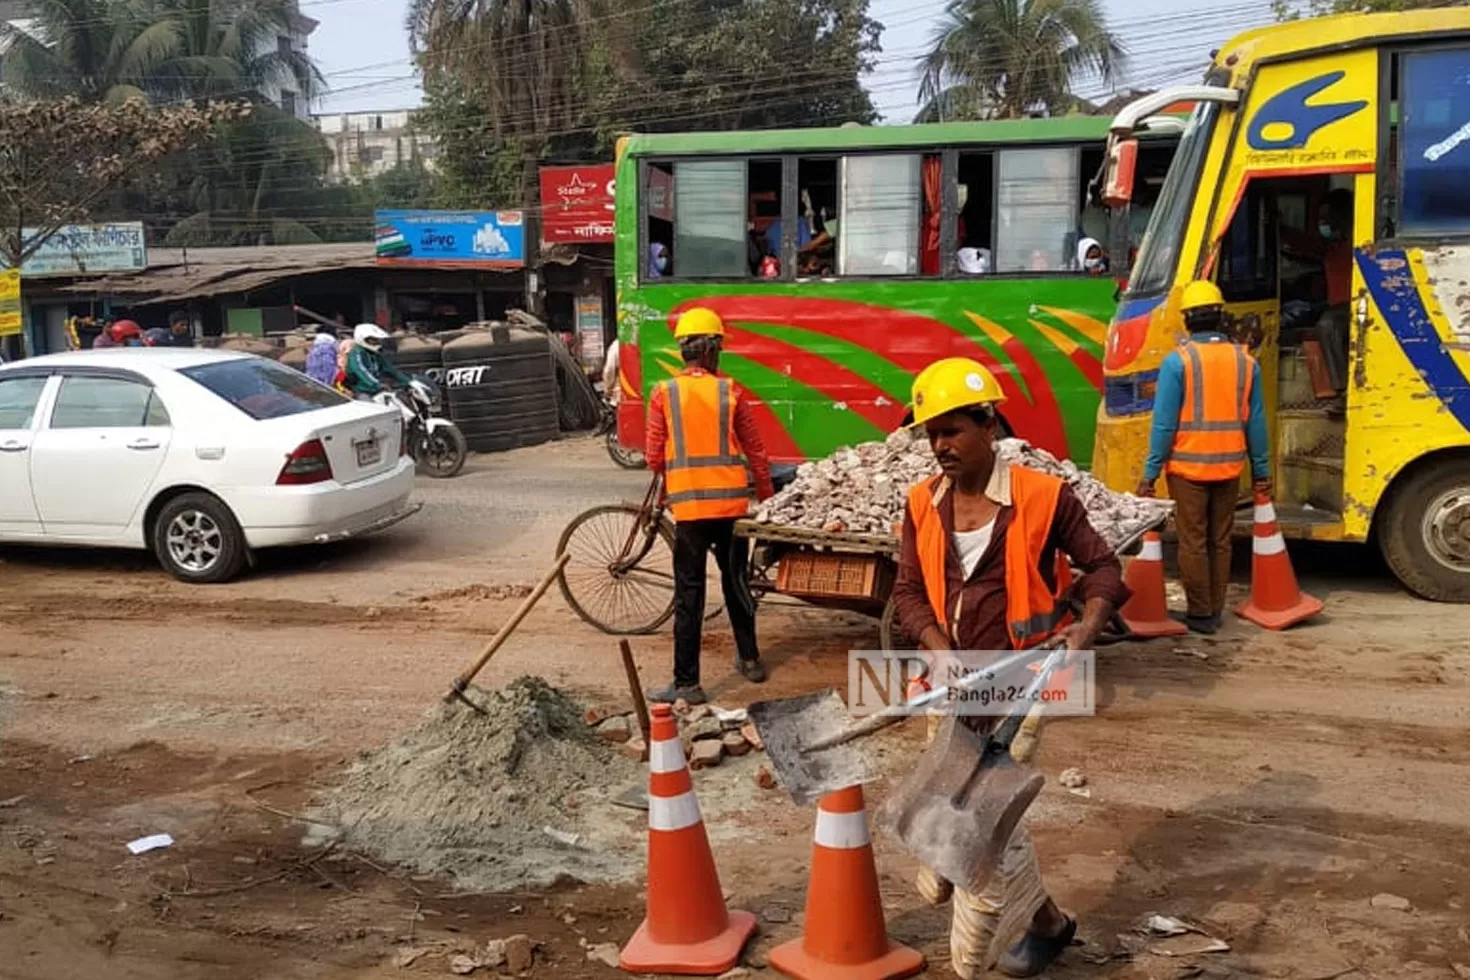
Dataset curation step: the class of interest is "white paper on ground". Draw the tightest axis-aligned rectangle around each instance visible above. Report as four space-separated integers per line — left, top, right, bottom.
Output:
126 834 174 855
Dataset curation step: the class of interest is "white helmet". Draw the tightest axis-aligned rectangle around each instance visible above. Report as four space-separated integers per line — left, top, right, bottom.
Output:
353 323 389 350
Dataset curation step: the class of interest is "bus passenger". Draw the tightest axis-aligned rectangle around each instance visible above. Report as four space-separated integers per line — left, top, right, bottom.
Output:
1283 188 1352 414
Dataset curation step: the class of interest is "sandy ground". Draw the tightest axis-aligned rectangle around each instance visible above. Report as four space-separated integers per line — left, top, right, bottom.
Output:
1 435 1467 980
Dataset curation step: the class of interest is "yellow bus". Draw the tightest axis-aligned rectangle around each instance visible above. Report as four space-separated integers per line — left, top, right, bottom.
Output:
1094 9 1470 602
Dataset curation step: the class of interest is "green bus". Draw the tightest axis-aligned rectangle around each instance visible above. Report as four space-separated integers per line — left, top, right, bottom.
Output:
613 116 1179 465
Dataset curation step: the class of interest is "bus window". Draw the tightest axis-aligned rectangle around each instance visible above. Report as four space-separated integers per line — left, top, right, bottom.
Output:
956 152 995 274
644 162 674 278
746 158 782 276
671 159 748 278
838 154 921 277
1217 181 1278 304
793 157 839 277
1399 46 1470 235
995 147 1078 273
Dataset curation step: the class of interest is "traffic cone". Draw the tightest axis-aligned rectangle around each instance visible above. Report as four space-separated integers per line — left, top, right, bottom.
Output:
769 785 925 980
1235 491 1324 630
1119 531 1187 637
620 703 756 975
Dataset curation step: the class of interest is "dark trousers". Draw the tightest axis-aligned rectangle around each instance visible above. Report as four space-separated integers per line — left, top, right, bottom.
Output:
672 518 760 687
1317 304 1349 393
1167 474 1239 619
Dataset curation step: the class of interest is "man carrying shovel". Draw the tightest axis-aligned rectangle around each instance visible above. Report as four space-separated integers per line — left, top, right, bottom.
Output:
890 357 1128 978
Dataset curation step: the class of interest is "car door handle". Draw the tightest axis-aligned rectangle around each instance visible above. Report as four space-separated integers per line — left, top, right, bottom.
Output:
0 440 26 452
127 439 161 451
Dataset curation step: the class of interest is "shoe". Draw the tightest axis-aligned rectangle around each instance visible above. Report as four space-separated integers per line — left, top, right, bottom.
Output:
995 916 1077 978
1209 612 1225 631
1184 615 1218 635
736 658 767 683
646 683 707 705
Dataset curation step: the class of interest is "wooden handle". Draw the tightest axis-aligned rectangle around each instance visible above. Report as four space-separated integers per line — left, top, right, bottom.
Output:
619 639 651 743
1008 703 1048 764
451 552 570 690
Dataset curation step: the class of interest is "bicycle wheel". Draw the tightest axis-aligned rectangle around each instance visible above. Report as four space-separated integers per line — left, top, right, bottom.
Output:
557 505 676 634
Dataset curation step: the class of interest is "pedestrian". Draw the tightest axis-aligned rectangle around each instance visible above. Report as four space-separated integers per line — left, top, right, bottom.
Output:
166 310 195 347
890 356 1128 978
1137 279 1270 634
305 333 339 386
602 336 620 406
643 307 773 704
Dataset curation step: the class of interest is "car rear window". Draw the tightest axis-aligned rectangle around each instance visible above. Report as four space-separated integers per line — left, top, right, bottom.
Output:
180 357 348 420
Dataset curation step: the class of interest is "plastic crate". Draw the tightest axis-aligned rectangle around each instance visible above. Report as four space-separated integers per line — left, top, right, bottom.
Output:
777 552 889 600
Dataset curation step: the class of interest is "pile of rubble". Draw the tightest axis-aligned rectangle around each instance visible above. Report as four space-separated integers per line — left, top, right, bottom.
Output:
589 700 765 772
753 431 1172 550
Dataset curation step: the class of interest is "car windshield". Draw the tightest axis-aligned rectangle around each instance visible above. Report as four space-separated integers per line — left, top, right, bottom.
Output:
1128 102 1220 296
180 357 348 420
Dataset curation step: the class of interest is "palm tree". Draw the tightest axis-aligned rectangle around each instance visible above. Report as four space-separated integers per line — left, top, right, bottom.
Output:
146 0 321 106
1 0 178 103
916 0 1126 122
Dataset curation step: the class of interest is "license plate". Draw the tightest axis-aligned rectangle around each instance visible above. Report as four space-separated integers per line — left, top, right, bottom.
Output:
355 439 381 467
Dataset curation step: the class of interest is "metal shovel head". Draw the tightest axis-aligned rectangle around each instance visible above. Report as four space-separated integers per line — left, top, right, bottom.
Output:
876 715 1045 894
748 689 877 806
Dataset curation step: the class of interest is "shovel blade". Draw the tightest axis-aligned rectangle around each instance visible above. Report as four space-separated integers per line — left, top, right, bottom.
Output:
748 690 876 806
877 715 1045 894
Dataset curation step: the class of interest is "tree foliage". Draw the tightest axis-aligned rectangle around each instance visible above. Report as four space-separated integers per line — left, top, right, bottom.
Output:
411 0 881 209
916 0 1124 122
1272 0 1467 17
0 96 241 266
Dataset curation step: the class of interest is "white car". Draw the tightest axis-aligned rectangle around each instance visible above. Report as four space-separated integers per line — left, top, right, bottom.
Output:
0 348 421 583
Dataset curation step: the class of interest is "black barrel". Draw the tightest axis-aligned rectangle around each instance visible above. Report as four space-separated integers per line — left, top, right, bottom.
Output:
441 327 559 453
395 334 444 384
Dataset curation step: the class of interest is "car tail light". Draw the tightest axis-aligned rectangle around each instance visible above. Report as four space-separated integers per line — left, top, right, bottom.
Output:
277 439 333 485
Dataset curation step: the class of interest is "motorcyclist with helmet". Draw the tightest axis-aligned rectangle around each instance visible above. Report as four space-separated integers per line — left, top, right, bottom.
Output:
343 323 411 399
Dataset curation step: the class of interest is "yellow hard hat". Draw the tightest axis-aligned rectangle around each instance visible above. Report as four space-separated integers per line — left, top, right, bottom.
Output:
673 307 725 339
1180 280 1225 312
907 357 1007 427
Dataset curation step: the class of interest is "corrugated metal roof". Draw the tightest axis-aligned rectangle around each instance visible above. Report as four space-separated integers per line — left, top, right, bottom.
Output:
62 241 377 304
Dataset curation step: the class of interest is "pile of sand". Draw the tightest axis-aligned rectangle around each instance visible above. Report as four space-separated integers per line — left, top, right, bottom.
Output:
318 677 642 892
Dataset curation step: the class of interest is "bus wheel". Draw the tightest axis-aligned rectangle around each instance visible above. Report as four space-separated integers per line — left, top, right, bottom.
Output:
1379 458 1470 602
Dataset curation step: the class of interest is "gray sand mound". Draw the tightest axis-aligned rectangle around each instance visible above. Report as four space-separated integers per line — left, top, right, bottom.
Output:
319 677 642 892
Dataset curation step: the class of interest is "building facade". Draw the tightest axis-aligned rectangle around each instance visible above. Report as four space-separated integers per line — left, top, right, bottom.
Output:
315 110 437 183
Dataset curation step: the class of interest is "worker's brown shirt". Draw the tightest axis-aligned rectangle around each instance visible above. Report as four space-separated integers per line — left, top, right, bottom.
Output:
892 474 1129 650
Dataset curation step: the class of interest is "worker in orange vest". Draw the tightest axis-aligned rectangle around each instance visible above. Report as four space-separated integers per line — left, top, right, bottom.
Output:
890 357 1128 978
644 308 774 704
1137 280 1270 634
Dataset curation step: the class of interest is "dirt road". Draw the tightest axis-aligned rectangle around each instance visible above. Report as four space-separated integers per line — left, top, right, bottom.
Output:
1 436 1467 979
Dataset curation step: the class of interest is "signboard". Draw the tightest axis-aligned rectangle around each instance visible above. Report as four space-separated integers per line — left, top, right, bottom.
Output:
576 293 605 369
0 270 20 337
7 223 147 278
374 210 525 268
539 165 615 243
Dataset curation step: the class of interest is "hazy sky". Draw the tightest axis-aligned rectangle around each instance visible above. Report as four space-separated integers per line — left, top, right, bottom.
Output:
310 0 1278 120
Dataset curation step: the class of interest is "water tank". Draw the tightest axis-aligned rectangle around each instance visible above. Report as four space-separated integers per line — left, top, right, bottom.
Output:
395 334 444 384
441 327 558 453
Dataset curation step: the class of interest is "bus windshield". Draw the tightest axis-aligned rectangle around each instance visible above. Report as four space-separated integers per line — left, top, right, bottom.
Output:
1129 102 1220 296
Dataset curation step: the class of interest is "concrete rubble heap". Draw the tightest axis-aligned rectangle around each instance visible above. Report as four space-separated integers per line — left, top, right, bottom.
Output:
753 431 1173 550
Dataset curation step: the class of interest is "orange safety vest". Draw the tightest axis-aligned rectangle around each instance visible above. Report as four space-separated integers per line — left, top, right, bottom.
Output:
906 466 1073 650
660 371 751 522
1167 339 1254 482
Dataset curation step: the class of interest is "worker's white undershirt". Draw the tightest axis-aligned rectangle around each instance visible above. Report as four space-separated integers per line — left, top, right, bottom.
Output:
953 520 996 580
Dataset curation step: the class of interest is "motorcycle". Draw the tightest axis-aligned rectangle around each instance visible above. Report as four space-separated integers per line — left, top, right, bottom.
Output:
374 377 468 479
597 397 645 470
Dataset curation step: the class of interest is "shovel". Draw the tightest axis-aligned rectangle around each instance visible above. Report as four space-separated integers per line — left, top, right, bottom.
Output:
876 645 1069 894
747 647 1041 806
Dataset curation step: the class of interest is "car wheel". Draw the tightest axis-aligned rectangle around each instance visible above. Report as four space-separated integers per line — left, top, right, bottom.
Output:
1378 458 1470 602
152 492 248 584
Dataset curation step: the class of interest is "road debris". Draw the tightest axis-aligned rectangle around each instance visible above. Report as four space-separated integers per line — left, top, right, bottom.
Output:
1370 892 1412 911
505 934 533 972
318 677 641 892
587 942 621 968
1059 767 1088 788
754 432 1171 547
393 946 429 968
596 716 632 744
448 954 478 975
1141 915 1230 957
690 739 725 770
126 833 174 855
1146 915 1192 936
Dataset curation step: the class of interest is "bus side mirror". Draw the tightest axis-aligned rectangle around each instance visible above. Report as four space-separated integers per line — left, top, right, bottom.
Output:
1102 138 1138 209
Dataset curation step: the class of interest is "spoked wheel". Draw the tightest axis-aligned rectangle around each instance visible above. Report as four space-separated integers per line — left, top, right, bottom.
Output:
604 427 645 470
879 593 916 651
557 504 677 634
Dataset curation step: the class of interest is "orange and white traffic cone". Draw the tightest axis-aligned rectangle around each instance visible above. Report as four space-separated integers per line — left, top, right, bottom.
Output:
1120 530 1187 637
1235 490 1324 630
769 785 925 980
620 703 756 975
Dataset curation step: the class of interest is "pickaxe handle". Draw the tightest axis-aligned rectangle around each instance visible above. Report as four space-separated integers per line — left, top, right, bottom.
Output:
443 552 571 704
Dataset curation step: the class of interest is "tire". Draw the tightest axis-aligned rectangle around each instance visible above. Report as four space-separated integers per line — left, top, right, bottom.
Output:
556 505 677 634
151 492 248 584
417 423 468 479
1378 458 1470 602
605 427 646 470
